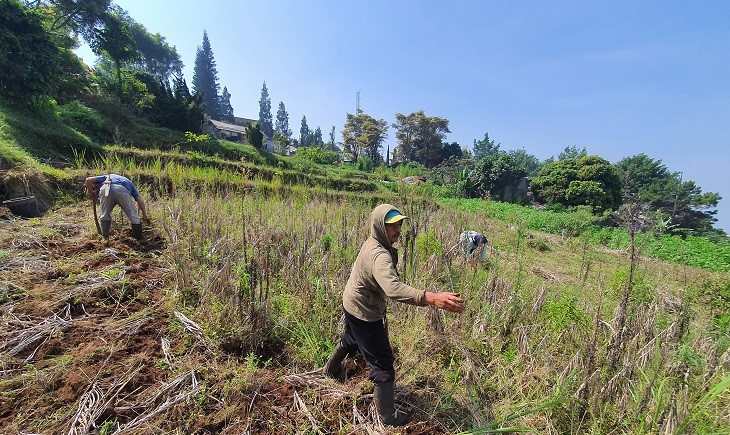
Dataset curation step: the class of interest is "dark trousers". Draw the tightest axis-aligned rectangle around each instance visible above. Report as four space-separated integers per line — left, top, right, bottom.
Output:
341 309 395 383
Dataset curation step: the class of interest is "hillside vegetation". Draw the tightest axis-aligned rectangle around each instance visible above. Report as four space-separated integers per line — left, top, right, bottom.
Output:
0 101 728 434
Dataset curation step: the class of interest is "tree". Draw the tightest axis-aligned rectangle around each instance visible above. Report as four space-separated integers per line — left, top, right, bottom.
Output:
440 142 463 162
342 112 388 162
313 126 324 147
328 126 336 148
509 148 542 177
473 132 500 161
26 0 111 40
192 30 220 119
531 155 621 212
132 73 203 133
219 86 234 122
258 82 273 138
172 75 204 132
245 122 263 148
392 111 450 167
273 131 291 154
617 154 721 233
274 101 291 139
0 0 87 100
471 151 528 201
127 18 182 84
88 6 137 97
558 145 587 160
299 115 311 147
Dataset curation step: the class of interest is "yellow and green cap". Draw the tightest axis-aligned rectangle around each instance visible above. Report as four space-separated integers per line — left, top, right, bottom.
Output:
384 210 409 224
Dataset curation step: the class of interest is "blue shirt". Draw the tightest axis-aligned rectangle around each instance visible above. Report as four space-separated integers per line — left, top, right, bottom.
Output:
93 174 140 199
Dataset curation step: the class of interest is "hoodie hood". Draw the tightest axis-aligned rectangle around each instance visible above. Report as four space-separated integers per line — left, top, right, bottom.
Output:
370 203 404 250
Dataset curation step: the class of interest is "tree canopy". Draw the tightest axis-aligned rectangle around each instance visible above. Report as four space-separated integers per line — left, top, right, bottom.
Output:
471 151 528 201
392 111 451 167
531 155 621 212
342 112 388 163
88 6 137 97
1 0 88 100
617 154 721 233
473 132 500 161
126 18 182 84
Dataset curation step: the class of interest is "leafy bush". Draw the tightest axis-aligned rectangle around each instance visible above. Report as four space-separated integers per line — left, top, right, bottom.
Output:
294 147 340 165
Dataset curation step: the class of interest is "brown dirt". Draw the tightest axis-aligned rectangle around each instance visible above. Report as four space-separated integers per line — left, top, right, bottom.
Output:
0 204 448 434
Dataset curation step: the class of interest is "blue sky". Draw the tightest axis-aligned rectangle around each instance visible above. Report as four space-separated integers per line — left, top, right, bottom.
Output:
76 0 730 231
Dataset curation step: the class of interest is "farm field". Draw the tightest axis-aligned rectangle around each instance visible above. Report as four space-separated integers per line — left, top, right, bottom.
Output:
1 186 728 434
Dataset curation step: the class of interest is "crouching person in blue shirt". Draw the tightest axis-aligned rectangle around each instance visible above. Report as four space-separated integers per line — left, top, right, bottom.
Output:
84 174 149 240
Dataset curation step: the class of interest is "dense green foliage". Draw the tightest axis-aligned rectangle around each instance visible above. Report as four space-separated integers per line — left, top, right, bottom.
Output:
472 131 500 161
531 154 622 212
342 111 388 163
617 153 721 234
0 0 88 101
470 151 528 201
392 110 452 167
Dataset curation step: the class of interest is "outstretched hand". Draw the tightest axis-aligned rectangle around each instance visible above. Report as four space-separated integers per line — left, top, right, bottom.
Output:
425 291 465 313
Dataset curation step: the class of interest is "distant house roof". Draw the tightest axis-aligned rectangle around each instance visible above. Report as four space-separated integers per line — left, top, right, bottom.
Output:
233 116 257 126
210 119 247 135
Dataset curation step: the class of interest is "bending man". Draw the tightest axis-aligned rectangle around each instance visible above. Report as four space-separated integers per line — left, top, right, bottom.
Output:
85 174 148 240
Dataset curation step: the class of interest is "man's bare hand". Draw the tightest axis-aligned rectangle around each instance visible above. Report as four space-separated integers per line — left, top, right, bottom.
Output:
425 291 465 313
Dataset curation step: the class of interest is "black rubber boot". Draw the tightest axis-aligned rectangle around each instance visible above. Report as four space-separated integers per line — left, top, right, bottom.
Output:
132 223 143 240
100 220 111 239
374 381 410 426
322 342 348 382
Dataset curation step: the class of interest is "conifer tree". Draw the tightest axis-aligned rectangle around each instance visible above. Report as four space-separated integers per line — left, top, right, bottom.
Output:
275 101 292 139
192 30 221 119
219 86 234 122
300 115 312 147
258 82 274 138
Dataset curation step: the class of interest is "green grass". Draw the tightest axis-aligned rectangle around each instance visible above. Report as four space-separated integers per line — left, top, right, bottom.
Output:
440 198 730 272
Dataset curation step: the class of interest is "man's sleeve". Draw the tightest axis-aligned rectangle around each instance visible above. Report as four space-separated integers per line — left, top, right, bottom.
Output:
372 252 425 306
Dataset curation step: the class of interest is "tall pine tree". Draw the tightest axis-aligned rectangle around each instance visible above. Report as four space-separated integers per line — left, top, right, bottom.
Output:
192 30 221 119
219 86 234 122
300 115 311 147
258 82 274 138
275 101 292 139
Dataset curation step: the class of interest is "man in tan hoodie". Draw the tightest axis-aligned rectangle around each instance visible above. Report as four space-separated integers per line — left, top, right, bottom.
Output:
323 203 464 427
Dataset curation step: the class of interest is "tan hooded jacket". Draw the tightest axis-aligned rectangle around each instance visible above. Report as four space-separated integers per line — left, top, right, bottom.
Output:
342 204 426 322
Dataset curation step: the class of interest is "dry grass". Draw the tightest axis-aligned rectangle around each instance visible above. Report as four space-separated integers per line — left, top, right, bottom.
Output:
1 186 727 434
